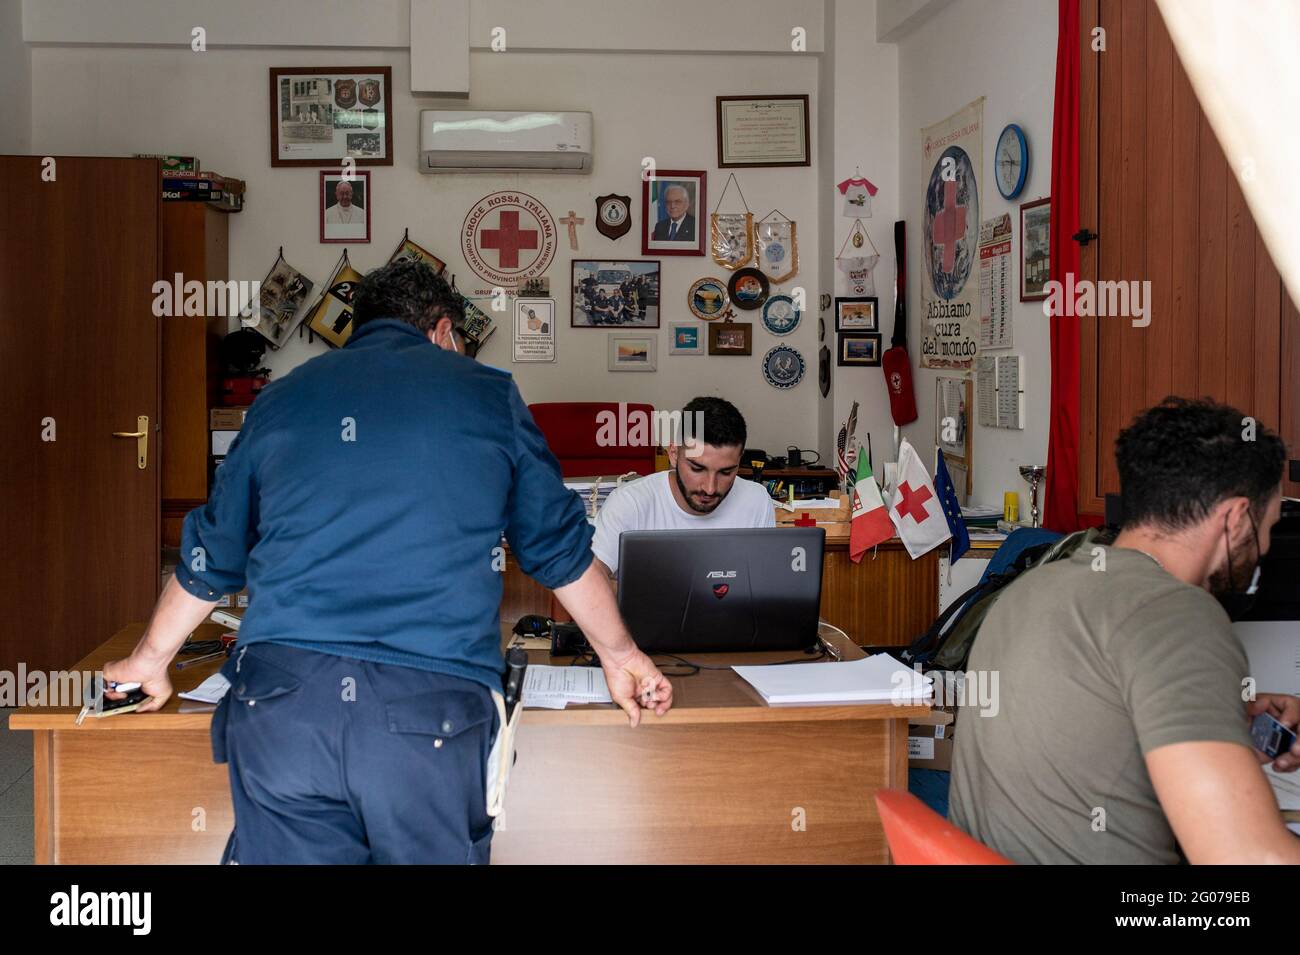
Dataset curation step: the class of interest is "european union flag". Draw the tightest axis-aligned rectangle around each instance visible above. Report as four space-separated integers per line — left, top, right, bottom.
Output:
935 449 970 561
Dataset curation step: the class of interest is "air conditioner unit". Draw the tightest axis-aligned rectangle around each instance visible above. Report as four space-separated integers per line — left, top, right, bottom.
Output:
418 110 592 173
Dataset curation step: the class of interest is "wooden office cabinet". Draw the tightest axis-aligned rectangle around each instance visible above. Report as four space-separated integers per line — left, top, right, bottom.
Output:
160 203 228 547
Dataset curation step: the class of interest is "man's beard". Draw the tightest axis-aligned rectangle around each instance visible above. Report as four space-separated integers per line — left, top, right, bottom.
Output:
1207 528 1259 598
675 465 727 515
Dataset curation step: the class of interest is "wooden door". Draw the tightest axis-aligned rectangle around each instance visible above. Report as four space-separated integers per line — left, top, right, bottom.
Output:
0 156 161 675
1078 0 1300 513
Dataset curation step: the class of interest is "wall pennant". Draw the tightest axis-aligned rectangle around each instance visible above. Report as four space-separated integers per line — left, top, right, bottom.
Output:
709 172 754 270
251 247 314 348
595 193 631 240
754 210 798 284
304 249 363 348
837 221 880 295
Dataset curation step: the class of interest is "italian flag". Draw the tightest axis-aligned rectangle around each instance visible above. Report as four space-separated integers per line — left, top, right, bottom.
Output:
849 452 894 563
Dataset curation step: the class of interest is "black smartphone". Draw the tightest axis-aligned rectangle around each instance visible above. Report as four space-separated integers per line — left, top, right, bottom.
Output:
1251 711 1298 760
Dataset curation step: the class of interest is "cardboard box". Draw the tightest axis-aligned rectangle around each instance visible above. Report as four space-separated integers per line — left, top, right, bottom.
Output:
209 407 248 430
908 722 955 771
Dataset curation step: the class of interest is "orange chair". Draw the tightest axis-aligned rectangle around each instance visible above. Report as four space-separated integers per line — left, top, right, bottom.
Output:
875 789 1013 864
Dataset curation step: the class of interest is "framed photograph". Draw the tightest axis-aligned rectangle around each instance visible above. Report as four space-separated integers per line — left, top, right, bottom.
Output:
514 298 556 363
1020 197 1051 301
320 170 371 243
708 322 752 356
935 376 973 462
608 333 658 372
835 296 878 331
669 322 704 355
270 66 393 166
571 260 661 327
837 332 881 366
716 95 811 168
642 170 706 256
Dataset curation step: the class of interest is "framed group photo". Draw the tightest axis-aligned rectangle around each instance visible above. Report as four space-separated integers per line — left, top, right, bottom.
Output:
571 260 661 327
708 322 752 356
642 170 706 256
270 66 394 167
320 170 371 243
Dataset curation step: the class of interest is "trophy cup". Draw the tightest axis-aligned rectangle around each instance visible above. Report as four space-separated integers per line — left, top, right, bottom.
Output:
1018 465 1047 529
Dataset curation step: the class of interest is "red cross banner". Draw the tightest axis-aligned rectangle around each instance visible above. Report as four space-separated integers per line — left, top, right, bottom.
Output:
919 98 983 369
886 438 952 559
460 191 557 293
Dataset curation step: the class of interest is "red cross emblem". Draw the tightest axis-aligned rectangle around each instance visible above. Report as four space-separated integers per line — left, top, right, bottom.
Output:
932 179 967 274
461 191 557 290
894 481 933 524
480 210 539 269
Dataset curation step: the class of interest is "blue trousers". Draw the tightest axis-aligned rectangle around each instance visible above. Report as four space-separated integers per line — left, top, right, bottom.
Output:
210 643 499 864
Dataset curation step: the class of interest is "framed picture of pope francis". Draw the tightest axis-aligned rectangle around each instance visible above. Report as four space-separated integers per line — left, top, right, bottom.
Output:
320 169 371 243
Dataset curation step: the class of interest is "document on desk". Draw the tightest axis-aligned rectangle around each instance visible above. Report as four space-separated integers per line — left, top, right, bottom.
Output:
521 665 612 710
178 673 231 705
733 654 933 706
1265 764 1300 811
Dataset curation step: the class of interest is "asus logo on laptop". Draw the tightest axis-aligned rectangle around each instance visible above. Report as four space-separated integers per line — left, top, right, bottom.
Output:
705 571 736 579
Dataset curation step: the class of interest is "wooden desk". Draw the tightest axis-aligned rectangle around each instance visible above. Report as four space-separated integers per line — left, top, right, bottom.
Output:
10 622 928 864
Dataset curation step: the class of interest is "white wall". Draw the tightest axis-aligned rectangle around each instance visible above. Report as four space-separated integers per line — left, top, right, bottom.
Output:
824 0 899 474
0 0 31 153
22 0 825 53
896 0 1057 507
29 42 823 454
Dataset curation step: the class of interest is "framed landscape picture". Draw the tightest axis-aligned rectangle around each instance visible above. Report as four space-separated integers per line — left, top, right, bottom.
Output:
608 333 658 371
270 66 394 166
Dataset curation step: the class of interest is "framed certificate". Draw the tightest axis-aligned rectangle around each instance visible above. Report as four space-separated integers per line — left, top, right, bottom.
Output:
270 66 394 167
716 95 811 168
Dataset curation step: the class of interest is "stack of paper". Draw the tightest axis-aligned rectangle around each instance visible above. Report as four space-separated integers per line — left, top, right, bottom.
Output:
564 481 623 520
521 665 613 710
178 673 231 705
733 654 933 706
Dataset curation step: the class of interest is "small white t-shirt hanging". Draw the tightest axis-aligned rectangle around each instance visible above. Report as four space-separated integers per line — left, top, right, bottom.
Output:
837 174 878 218
836 221 880 295
838 254 879 296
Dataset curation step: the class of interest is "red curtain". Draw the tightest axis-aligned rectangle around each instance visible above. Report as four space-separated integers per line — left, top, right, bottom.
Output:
1044 0 1093 532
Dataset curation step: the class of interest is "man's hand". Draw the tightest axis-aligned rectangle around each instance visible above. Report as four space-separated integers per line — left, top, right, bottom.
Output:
599 646 673 727
102 652 173 713
552 561 674 726
1248 693 1300 772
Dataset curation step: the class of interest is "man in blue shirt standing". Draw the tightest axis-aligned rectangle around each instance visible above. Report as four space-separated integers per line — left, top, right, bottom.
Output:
104 261 674 864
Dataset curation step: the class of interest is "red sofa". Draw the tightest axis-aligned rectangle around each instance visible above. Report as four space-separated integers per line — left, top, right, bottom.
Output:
527 401 657 478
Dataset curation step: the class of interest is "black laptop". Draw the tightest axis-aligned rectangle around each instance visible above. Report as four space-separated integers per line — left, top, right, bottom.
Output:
616 527 825 653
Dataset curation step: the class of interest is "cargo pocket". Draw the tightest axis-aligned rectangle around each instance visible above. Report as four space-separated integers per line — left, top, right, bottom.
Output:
385 686 496 862
467 826 494 865
229 647 303 714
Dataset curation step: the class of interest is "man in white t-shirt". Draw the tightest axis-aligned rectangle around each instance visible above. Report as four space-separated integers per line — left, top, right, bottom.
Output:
591 396 775 577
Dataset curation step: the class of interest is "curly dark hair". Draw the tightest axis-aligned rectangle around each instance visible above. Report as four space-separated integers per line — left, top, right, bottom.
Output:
1115 396 1286 531
352 259 464 335
683 396 747 450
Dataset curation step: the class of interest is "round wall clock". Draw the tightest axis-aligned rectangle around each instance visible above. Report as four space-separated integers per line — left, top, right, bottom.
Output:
761 294 801 336
595 193 632 240
996 124 1029 199
728 267 769 311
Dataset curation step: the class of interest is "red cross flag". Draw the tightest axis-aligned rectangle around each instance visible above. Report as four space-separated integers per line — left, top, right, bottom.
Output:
887 438 952 559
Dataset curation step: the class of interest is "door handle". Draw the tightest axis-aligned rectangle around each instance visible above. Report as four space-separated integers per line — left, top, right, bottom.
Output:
112 415 149 469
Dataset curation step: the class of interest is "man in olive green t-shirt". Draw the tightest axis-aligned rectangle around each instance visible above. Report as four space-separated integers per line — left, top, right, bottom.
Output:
950 398 1300 864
